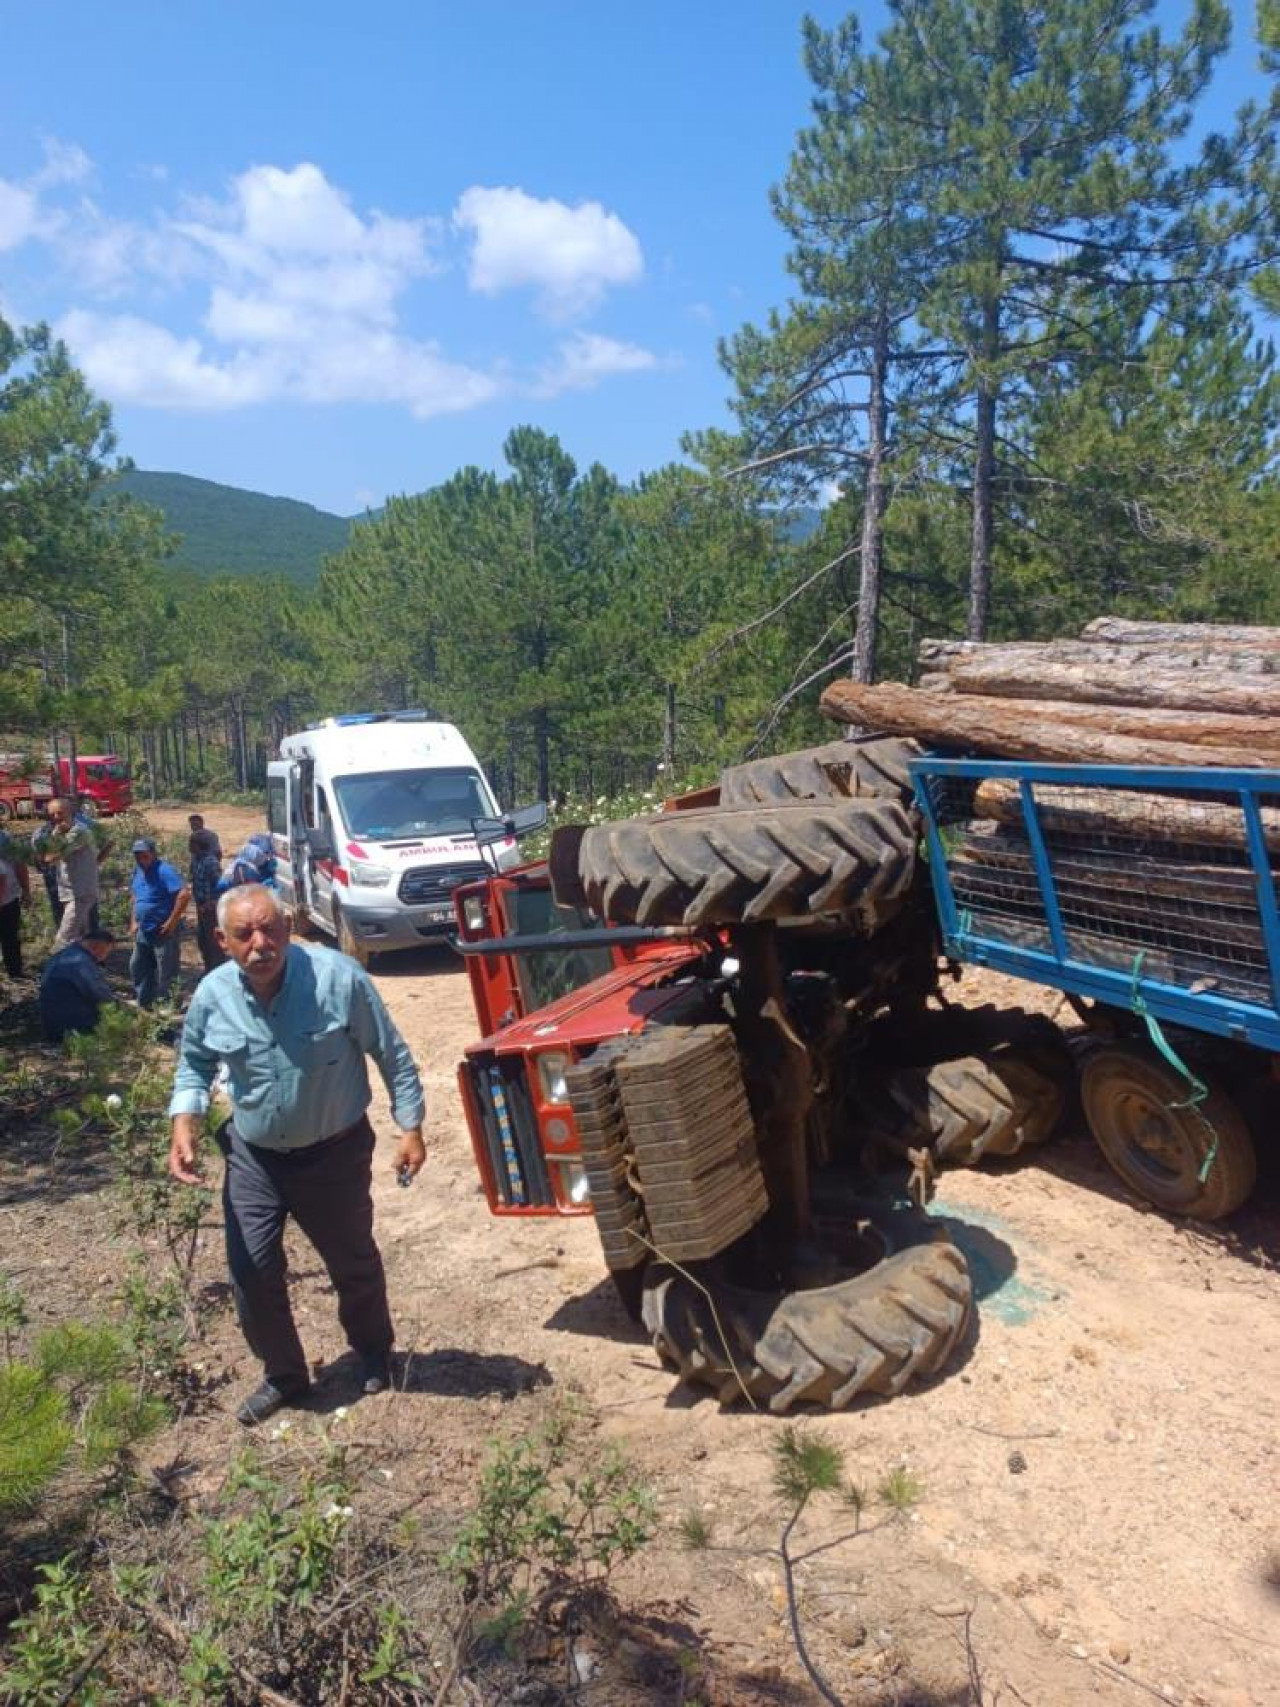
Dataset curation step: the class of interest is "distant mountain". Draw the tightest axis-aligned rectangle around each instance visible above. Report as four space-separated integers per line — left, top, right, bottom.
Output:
113 470 357 584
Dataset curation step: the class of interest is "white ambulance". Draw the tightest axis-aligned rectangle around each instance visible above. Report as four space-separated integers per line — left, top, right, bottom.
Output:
267 713 519 963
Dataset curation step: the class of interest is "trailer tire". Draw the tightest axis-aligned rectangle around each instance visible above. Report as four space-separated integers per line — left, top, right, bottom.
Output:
1079 1045 1256 1219
0 801 11 821
642 1210 971 1412
574 798 917 929
719 735 922 808
333 902 371 969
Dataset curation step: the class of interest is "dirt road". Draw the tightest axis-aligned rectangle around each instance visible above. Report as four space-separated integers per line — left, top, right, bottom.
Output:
146 804 1280 1704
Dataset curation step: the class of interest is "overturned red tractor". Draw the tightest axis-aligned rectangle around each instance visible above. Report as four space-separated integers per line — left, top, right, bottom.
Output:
453 737 1070 1413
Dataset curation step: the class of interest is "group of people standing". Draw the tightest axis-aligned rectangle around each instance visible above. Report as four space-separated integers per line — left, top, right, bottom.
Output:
0 805 277 1042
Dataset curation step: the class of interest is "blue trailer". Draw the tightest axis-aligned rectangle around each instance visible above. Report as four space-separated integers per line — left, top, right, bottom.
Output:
911 756 1280 1217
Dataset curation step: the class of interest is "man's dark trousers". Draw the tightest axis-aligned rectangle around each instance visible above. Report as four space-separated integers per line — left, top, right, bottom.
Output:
0 897 22 977
220 1117 393 1393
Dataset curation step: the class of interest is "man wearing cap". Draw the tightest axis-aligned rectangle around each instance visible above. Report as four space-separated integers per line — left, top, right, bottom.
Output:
129 838 190 1007
167 884 426 1426
39 927 118 1042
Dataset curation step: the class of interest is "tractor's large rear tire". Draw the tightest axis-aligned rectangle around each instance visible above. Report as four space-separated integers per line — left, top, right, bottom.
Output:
1079 1045 1256 1219
642 1208 971 1413
569 798 917 929
719 735 922 809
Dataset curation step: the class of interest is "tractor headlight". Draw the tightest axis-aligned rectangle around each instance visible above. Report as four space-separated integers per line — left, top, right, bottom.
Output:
537 1050 572 1105
462 895 486 933
349 864 393 888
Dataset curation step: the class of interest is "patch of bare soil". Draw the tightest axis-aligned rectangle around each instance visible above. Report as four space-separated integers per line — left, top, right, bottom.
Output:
6 800 1279 1704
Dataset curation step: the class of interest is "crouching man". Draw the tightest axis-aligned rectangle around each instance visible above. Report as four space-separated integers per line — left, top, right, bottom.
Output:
167 885 426 1426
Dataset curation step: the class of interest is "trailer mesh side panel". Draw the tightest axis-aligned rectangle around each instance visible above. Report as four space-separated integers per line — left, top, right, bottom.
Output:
925 773 1280 1008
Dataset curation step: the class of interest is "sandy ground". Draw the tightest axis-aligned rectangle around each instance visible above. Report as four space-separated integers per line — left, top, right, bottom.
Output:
56 807 1280 1699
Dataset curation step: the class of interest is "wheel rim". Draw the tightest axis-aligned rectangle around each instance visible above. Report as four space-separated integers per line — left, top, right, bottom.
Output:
1083 1057 1207 1206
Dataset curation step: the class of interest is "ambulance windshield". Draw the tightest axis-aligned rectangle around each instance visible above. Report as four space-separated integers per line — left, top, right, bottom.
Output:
333 767 491 840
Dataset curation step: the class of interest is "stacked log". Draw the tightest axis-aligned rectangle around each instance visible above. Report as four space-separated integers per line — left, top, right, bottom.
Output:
818 619 1280 1005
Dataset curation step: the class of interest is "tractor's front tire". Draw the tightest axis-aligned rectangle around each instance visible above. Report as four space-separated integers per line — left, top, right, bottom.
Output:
569 798 918 929
1079 1045 1255 1219
642 1209 972 1413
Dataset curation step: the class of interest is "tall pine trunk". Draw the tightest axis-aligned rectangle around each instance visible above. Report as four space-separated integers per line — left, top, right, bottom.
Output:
967 289 1000 641
853 310 890 682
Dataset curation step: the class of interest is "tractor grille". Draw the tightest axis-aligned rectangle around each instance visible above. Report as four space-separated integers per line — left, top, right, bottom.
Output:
397 860 489 906
468 1056 555 1208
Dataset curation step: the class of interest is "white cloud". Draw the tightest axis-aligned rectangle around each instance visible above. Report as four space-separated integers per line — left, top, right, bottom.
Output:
33 139 93 190
59 307 498 420
0 181 39 251
536 331 658 396
56 311 269 410
455 185 642 318
52 163 495 416
19 151 648 417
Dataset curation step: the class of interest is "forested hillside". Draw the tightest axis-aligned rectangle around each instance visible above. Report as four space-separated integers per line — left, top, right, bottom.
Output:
112 470 355 584
2 0 1277 806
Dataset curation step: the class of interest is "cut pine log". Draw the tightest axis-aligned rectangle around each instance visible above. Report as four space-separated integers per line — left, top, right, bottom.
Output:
936 656 1280 716
912 693 1280 755
972 776 1280 854
1081 617 1280 649
818 680 1271 768
917 637 1276 674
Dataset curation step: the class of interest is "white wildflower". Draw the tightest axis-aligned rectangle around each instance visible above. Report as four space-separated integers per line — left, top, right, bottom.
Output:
656 762 666 772
333 1406 350 1422
270 1419 293 1440
104 1094 123 1113
324 1501 354 1521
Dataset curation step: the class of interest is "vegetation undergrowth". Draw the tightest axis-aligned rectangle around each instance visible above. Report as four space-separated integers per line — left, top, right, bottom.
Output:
1 1395 658 1705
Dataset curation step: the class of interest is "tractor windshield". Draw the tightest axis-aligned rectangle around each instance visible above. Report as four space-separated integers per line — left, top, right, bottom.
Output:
333 767 493 840
504 883 614 1011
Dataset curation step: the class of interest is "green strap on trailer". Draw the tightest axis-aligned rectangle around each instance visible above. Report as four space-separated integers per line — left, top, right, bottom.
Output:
1128 952 1219 1184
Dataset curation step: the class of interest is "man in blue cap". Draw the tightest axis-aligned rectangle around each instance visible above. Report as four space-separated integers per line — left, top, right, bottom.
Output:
129 838 190 1007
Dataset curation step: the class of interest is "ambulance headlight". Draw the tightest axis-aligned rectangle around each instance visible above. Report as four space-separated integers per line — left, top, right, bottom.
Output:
350 863 393 888
537 1051 572 1105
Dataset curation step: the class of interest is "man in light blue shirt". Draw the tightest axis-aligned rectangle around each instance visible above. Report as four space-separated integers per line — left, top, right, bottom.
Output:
169 884 426 1426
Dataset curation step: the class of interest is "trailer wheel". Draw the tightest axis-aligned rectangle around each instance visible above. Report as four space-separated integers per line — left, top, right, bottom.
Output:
0 801 11 821
642 1208 970 1413
719 735 922 808
572 798 917 929
333 902 371 969
1079 1045 1256 1219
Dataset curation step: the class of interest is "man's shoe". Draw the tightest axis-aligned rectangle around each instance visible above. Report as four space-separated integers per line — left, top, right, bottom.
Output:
359 1354 393 1397
235 1379 309 1427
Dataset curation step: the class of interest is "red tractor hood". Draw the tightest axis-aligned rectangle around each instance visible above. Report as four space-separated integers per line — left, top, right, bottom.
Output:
465 940 709 1059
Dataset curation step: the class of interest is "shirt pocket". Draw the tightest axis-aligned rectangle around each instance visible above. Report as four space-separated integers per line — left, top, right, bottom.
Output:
302 1022 349 1072
204 1024 249 1067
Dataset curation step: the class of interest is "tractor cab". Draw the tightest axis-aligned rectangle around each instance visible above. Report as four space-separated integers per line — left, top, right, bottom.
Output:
451 855 714 1216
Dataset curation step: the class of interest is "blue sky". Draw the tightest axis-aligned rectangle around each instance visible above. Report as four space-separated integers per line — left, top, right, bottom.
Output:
1 2 1270 515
